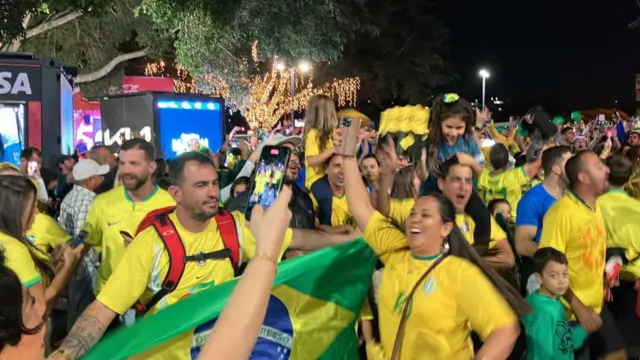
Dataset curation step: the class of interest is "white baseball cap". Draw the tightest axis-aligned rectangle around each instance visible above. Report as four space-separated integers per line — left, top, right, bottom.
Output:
258 135 303 153
73 159 110 181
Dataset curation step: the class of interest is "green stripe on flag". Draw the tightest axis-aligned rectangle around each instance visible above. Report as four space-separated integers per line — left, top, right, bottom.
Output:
83 239 377 359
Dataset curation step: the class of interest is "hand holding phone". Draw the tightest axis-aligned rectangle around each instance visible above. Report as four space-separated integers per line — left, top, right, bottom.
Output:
245 146 291 221
27 161 38 178
335 117 362 156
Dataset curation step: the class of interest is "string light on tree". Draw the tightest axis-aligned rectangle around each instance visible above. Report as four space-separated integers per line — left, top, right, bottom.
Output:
244 60 359 128
143 42 359 129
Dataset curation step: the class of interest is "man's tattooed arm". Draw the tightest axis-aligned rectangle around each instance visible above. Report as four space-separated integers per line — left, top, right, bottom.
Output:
57 302 114 359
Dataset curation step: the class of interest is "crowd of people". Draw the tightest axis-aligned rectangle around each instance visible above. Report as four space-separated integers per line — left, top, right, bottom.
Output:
0 92 639 360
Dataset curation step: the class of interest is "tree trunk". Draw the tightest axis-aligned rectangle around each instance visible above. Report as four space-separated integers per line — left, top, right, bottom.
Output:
75 49 148 83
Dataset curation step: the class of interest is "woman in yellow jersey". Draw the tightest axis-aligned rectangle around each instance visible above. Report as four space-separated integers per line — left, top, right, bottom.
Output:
0 173 81 314
337 139 529 359
0 249 48 360
304 94 338 189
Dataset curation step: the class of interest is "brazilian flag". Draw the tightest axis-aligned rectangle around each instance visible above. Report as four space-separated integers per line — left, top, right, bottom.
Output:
83 240 377 359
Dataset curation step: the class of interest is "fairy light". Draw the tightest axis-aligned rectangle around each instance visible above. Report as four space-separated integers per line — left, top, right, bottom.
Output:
244 58 360 128
144 50 359 129
251 41 259 63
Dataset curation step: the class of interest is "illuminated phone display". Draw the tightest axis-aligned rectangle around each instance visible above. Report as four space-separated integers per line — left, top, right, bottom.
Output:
245 146 291 220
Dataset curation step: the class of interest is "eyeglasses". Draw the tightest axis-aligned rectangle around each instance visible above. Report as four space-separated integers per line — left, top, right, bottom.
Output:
442 93 460 103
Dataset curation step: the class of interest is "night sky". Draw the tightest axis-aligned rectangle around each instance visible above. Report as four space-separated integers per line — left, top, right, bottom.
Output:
437 0 640 116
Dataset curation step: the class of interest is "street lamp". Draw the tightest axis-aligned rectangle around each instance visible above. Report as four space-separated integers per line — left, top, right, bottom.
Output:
278 61 311 123
478 69 490 108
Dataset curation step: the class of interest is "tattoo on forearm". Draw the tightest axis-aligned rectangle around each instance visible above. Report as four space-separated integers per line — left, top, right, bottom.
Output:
59 314 107 358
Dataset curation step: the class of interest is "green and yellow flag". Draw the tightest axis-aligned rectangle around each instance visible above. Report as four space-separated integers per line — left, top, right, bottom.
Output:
84 240 377 359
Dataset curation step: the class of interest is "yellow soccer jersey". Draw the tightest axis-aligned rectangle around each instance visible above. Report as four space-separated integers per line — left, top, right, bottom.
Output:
362 211 517 359
304 129 334 189
539 191 607 320
84 185 176 294
478 167 531 221
97 210 292 360
625 172 640 200
597 189 640 281
455 212 506 249
28 212 70 254
0 233 43 287
309 193 355 226
388 198 416 228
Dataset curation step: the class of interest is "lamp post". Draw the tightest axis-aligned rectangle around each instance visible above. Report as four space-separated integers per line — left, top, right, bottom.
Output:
277 61 311 123
479 69 490 108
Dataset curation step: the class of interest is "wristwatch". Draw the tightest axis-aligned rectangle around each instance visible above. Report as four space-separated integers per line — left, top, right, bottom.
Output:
50 349 73 360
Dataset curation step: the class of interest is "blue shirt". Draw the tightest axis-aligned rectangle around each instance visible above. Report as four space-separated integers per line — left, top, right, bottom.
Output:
297 167 306 190
515 183 558 243
419 134 485 194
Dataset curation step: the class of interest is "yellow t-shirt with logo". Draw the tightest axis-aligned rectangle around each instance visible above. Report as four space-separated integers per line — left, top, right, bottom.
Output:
478 167 531 221
362 211 517 359
304 129 334 189
455 212 506 250
539 191 607 320
309 193 354 226
0 234 42 287
597 189 640 281
85 185 176 294
28 213 71 254
97 210 292 360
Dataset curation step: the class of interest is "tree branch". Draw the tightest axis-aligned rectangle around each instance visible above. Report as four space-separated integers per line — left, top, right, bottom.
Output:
0 14 32 51
25 9 83 39
75 49 148 84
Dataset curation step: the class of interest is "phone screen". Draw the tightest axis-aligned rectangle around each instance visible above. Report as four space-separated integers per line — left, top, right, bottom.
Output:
27 161 38 178
245 146 291 220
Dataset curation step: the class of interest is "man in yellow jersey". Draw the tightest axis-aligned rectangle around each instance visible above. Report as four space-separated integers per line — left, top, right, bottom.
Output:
539 151 626 360
437 156 515 270
83 138 175 296
596 156 640 353
477 143 541 222
309 154 355 228
53 151 356 360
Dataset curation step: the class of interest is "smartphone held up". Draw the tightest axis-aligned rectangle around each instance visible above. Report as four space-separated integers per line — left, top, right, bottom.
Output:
27 161 38 178
245 145 291 221
335 117 362 156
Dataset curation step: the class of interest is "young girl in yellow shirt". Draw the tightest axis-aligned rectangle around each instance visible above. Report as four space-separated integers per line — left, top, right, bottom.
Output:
303 94 338 189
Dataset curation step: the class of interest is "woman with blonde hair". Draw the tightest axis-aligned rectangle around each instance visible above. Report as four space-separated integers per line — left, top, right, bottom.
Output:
303 94 339 189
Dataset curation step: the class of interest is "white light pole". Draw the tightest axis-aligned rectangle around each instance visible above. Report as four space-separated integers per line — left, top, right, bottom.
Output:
278 61 311 123
479 69 490 108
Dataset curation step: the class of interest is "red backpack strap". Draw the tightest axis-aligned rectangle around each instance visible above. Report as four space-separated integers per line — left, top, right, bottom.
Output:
134 209 185 315
214 210 241 273
136 206 177 235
